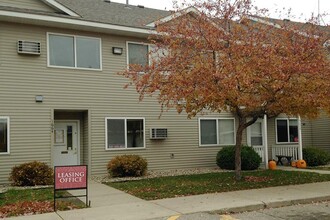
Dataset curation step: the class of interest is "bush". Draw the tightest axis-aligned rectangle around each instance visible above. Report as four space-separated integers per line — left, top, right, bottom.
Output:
9 161 53 186
216 146 262 170
303 147 330 167
107 155 148 177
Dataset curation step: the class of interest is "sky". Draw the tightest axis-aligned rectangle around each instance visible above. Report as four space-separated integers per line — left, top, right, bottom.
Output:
112 0 330 24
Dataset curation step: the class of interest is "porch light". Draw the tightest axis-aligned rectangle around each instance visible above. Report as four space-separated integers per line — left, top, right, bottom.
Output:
112 47 123 55
35 95 43 103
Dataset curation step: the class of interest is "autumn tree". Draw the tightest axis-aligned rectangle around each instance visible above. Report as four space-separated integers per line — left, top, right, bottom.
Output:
122 0 330 180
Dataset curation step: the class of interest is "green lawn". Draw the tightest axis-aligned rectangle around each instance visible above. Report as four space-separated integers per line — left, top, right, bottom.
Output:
0 188 86 218
106 170 330 200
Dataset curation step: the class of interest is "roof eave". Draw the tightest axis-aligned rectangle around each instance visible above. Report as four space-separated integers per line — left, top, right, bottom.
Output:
146 6 200 27
0 10 156 37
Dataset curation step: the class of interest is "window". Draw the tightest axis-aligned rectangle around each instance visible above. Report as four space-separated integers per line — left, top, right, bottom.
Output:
199 118 235 146
250 121 263 146
48 33 101 70
0 117 9 154
106 118 145 149
127 42 149 68
276 118 298 143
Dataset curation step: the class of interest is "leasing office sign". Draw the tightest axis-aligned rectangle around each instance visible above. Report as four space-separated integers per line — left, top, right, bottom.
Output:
55 165 87 190
54 165 88 211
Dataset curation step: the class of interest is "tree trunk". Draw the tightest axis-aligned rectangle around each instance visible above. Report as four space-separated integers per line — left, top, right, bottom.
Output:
234 115 259 181
235 116 246 181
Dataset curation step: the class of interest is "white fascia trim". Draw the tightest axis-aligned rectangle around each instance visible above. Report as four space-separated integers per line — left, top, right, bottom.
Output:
147 6 201 27
41 0 80 17
247 16 282 29
247 16 321 39
0 10 156 35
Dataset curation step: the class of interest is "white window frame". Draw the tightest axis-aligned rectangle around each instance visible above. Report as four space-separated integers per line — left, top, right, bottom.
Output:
275 118 299 144
47 32 102 71
199 118 236 147
0 116 10 155
126 41 152 68
105 117 146 151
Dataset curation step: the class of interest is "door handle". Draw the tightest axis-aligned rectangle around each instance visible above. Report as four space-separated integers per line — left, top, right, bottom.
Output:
61 151 68 154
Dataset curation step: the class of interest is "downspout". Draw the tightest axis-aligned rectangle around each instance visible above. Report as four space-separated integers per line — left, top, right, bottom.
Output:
263 115 269 169
298 116 303 160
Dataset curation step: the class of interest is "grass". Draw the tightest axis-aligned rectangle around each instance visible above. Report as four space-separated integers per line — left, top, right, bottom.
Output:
0 188 54 207
0 188 86 217
106 170 330 200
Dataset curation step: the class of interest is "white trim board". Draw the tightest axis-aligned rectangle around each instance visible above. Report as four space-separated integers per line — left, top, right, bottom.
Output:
41 0 80 17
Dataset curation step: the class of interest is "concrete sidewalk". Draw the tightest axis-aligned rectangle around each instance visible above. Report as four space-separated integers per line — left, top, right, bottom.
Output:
277 166 330 174
7 180 330 220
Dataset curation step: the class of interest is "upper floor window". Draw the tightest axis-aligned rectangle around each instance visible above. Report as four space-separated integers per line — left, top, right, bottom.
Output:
276 118 298 143
48 33 101 70
199 118 235 146
0 117 9 154
127 42 149 68
106 117 145 150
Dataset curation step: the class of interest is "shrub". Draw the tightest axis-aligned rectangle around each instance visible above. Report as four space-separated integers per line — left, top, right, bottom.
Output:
9 161 53 186
216 146 262 170
107 155 148 177
303 147 330 167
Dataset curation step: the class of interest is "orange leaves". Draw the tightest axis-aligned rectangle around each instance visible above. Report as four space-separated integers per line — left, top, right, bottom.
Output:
120 0 330 120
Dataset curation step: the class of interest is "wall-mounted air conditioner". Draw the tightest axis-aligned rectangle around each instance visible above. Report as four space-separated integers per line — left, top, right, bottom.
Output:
150 128 168 140
17 41 41 55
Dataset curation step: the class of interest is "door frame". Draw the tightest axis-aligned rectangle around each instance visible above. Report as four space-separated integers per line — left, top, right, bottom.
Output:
247 118 265 147
52 120 80 166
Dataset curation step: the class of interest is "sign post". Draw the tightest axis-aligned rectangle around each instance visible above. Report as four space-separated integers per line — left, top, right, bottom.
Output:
54 165 88 211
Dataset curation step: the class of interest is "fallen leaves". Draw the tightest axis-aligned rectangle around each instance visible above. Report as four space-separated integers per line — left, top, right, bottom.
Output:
0 201 53 218
244 176 273 183
0 200 82 218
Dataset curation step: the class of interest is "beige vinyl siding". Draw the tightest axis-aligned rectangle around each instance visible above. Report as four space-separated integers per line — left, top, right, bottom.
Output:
0 0 57 12
301 119 313 147
310 111 330 153
0 22 241 183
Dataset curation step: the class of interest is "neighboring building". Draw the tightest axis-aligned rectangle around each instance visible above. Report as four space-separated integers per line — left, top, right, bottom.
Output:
0 0 328 184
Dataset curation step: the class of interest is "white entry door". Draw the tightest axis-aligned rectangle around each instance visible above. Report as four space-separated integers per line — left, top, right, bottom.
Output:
53 121 79 166
247 119 265 162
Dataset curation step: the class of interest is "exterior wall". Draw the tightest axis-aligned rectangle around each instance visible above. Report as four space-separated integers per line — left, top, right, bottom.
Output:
0 22 54 183
310 111 330 153
0 22 243 183
0 0 57 12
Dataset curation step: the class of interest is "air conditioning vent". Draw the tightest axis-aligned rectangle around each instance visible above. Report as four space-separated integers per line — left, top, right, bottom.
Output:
17 41 41 55
150 128 168 139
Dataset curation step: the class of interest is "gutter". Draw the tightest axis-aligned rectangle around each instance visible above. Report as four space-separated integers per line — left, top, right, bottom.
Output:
0 9 156 37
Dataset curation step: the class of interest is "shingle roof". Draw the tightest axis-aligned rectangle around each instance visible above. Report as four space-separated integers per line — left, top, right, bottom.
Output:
55 0 171 29
249 16 330 37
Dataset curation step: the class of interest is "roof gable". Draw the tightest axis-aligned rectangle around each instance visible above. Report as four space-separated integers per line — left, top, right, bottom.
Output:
41 0 79 16
0 0 57 13
0 0 79 16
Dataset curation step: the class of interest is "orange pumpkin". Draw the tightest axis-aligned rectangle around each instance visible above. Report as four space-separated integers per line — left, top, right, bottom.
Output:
296 160 307 168
268 160 277 170
291 161 297 167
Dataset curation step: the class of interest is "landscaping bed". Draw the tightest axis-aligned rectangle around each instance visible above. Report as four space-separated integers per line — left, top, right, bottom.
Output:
105 170 330 200
0 188 86 218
